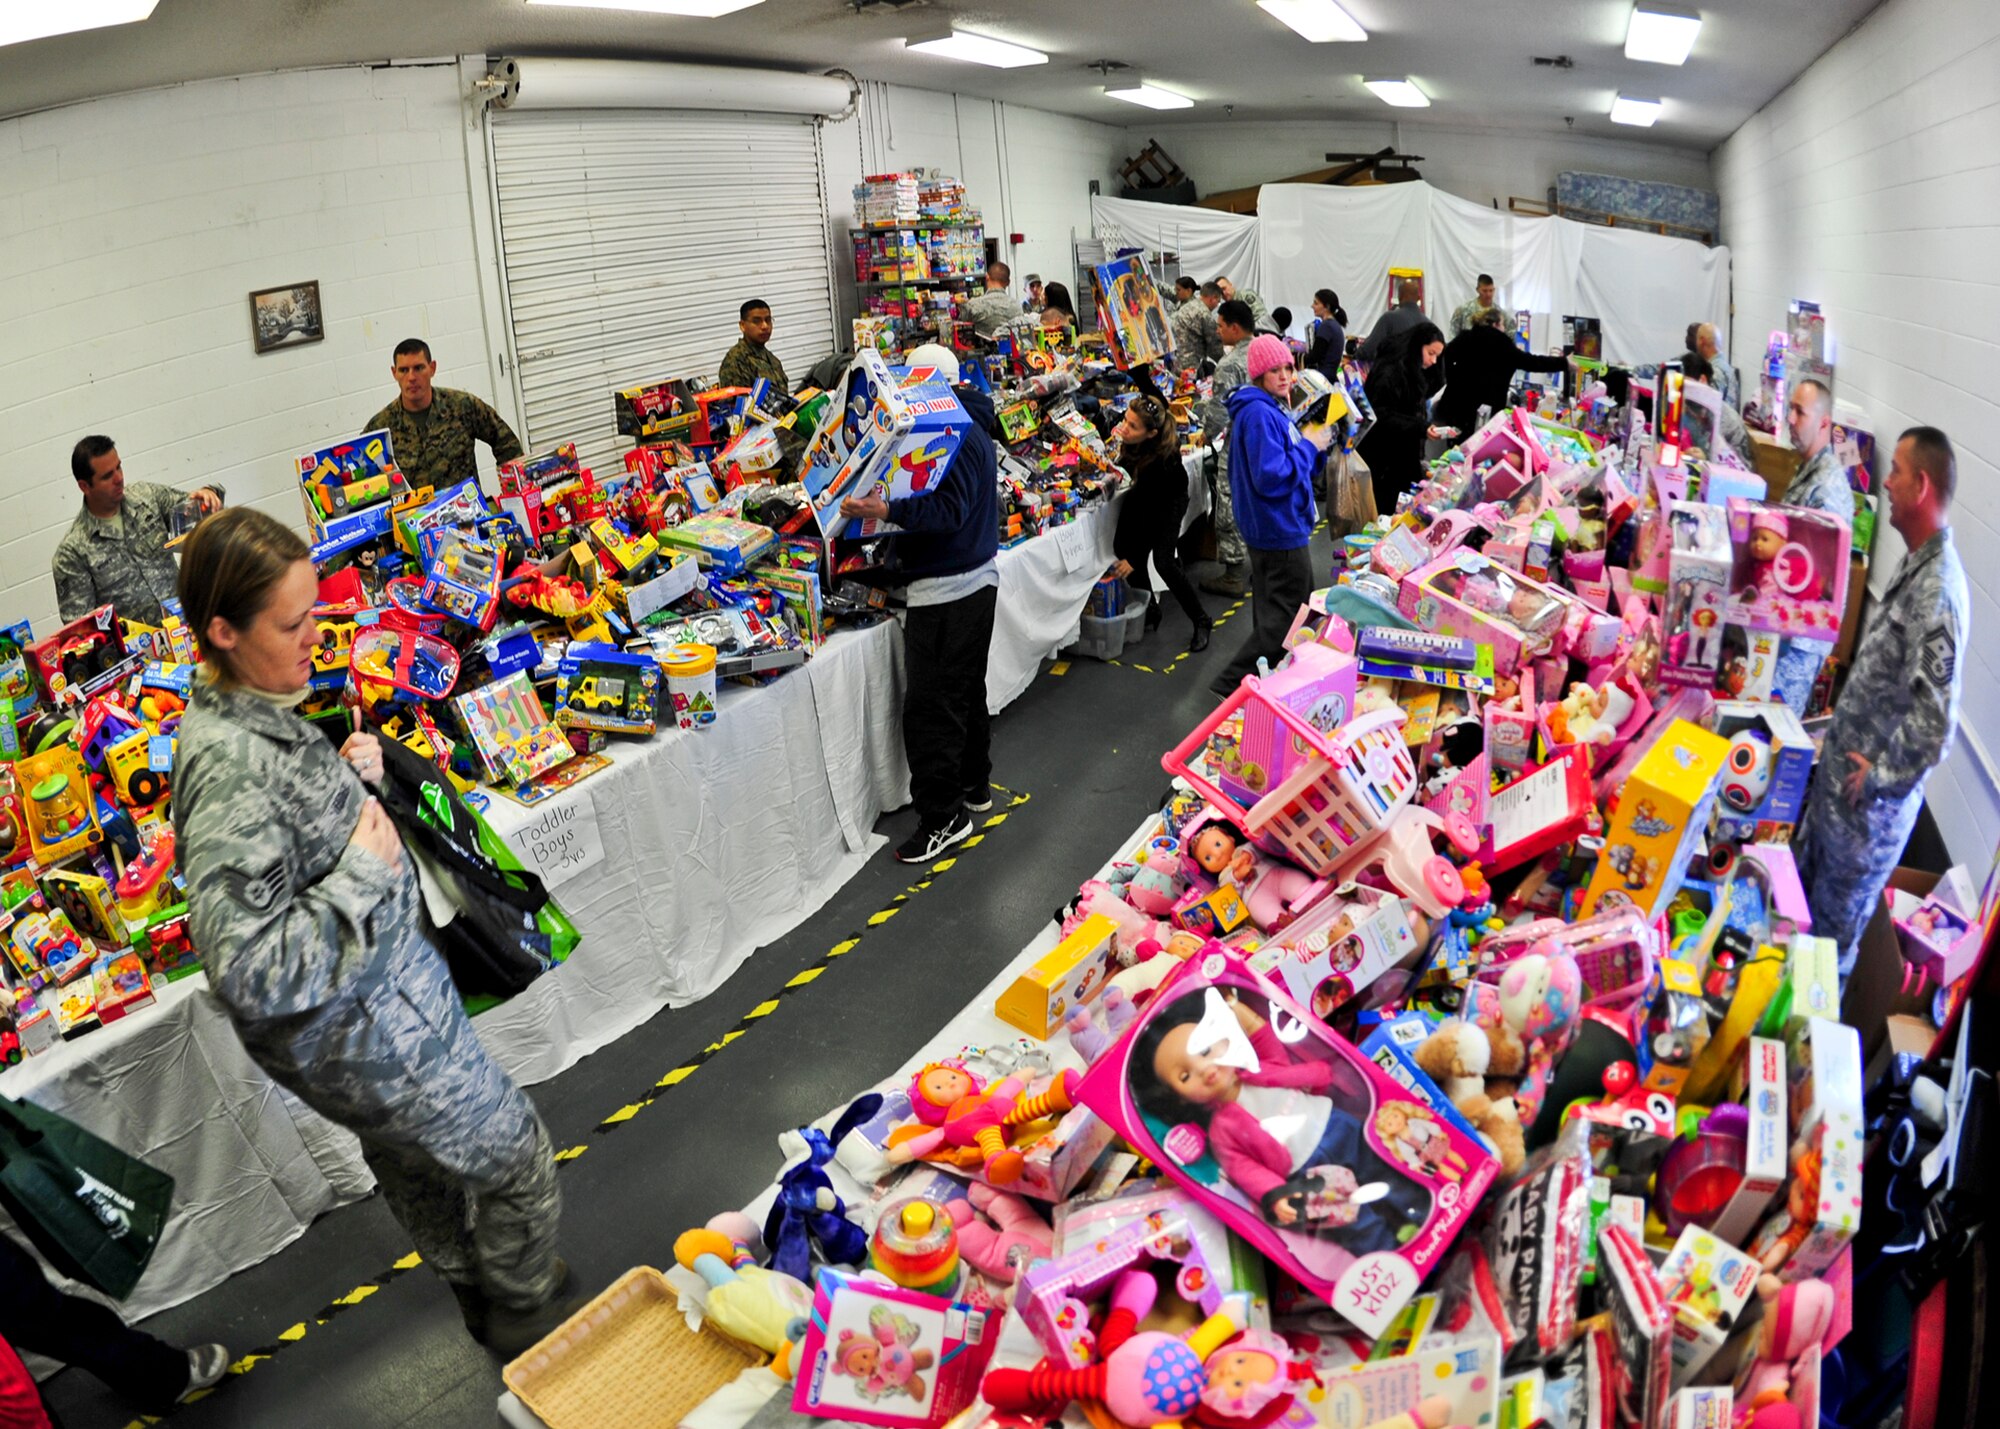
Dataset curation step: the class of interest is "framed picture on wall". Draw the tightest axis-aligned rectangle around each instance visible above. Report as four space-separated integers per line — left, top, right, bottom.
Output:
249 281 324 353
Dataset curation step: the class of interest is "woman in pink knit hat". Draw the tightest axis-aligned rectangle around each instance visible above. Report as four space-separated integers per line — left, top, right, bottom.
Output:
1209 333 1332 697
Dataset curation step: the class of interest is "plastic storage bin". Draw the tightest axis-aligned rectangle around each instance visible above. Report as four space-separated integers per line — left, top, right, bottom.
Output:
1067 612 1129 661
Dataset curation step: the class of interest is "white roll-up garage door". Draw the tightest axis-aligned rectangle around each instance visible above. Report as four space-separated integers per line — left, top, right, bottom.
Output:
489 108 839 474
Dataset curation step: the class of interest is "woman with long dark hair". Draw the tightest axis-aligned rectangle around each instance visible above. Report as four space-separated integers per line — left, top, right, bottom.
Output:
1304 289 1347 380
1111 378 1211 650
1358 320 1446 515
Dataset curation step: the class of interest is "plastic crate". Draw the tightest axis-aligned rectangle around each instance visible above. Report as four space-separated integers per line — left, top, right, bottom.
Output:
1067 612 1128 661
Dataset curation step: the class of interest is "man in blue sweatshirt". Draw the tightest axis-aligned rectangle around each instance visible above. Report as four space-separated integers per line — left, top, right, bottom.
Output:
1210 335 1332 697
840 344 1002 863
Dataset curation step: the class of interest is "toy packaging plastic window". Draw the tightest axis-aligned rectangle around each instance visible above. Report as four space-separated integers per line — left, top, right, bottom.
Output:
1479 1117 1591 1360
1075 948 1496 1336
792 1269 996 1428
453 671 572 788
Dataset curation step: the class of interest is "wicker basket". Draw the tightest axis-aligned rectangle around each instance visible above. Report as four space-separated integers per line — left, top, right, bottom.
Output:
503 1266 766 1429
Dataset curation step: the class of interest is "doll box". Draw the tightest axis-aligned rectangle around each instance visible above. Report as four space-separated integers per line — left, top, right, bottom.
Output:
994 913 1118 1041
1073 948 1497 1337
1746 1110 1864 1284
1010 1102 1117 1204
1254 888 1419 1017
1723 497 1851 640
1579 719 1729 921
1662 501 1732 689
1015 1195 1231 1366
1658 1226 1760 1387
792 1269 997 1429
1355 1011 1487 1146
1398 551 1576 677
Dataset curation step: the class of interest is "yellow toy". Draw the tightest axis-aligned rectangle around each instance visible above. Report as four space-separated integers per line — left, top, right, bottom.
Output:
673 1228 812 1377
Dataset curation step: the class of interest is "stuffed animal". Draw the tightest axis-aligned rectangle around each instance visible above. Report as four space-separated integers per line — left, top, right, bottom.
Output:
763 1094 880 1282
1064 986 1138 1064
1411 1018 1527 1173
1064 881 1172 963
674 1227 814 1377
1735 1275 1834 1429
1107 930 1206 1003
945 1182 1053 1287
1545 679 1636 747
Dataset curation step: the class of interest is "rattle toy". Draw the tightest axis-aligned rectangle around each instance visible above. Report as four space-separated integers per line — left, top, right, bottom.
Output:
982 1300 1243 1427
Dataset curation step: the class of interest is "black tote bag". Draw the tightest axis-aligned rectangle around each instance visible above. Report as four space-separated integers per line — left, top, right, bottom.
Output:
0 1096 174 1299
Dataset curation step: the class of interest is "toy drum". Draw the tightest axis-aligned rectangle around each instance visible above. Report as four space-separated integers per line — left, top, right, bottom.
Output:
663 643 717 731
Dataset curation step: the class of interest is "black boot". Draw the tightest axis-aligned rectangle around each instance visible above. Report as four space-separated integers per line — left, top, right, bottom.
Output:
1189 621 1212 653
1143 597 1163 634
480 1260 591 1360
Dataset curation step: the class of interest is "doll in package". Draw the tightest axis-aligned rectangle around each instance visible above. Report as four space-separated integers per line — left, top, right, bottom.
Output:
1076 947 1497 1335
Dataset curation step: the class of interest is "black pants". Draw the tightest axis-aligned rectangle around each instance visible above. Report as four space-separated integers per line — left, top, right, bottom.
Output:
1212 545 1316 697
903 584 996 825
0 1234 188 1411
1141 525 1208 631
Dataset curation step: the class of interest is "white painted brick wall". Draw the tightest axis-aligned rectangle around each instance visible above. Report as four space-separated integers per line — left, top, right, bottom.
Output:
1716 0 2000 867
0 62 492 633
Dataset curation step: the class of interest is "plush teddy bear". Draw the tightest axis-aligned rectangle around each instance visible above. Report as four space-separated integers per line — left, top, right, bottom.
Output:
1412 1017 1528 1173
945 1182 1052 1290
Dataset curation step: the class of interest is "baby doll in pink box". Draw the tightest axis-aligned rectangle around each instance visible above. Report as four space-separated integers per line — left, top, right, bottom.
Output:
1742 510 1789 602
1126 984 1434 1252
1186 817 1319 933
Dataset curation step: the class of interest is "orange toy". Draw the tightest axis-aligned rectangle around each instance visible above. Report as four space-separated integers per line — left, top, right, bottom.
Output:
885 1066 1080 1184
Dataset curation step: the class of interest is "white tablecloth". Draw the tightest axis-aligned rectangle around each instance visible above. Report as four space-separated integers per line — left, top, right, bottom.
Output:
986 451 1210 715
0 622 909 1321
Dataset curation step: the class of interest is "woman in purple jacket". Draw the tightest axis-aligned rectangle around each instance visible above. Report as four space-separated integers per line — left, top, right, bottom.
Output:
1209 335 1332 696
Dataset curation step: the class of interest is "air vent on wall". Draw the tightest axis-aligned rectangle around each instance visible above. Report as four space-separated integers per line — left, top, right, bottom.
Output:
847 0 930 13
1533 54 1576 68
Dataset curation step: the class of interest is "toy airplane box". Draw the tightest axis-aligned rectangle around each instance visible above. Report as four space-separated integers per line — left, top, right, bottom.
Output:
1580 718 1730 920
1704 700 1813 844
295 430 407 542
801 349 971 540
994 912 1117 1040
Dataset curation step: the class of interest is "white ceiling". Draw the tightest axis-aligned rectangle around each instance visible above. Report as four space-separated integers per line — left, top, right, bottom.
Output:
3 0 1878 148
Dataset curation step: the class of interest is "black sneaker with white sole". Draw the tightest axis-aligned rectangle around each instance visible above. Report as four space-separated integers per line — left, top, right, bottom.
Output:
179 1343 231 1402
894 810 973 863
962 784 994 813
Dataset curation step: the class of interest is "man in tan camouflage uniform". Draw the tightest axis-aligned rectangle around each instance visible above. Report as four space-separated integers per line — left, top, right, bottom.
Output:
1173 280 1224 367
717 298 790 391
365 339 523 489
1215 276 1270 332
1200 300 1258 596
964 260 1022 341
53 436 223 624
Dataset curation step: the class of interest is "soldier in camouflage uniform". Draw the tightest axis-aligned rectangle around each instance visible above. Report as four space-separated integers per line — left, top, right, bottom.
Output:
1172 281 1224 367
964 261 1022 341
53 436 223 625
1448 276 1516 338
1199 300 1258 596
365 339 523 491
1769 379 1851 712
1795 427 1968 971
717 298 790 391
171 509 577 1357
1215 277 1270 332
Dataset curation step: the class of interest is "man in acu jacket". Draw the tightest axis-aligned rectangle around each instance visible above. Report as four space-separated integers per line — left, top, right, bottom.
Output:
840 344 1001 864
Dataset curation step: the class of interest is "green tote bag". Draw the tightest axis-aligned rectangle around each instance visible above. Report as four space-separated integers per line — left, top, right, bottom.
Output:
0 1095 174 1299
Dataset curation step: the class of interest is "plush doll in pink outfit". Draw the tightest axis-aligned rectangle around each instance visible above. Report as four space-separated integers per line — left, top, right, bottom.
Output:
1734 1275 1834 1429
1184 818 1318 932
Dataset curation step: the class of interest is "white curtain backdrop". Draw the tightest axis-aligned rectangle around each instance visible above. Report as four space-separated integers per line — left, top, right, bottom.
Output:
1089 195 1263 295
1094 183 1728 368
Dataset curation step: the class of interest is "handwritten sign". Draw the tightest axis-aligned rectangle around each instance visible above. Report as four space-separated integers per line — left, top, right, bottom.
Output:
1053 518 1092 574
503 794 604 891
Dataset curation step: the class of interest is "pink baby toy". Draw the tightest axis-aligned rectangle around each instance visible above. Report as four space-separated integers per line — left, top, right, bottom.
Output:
1185 817 1321 932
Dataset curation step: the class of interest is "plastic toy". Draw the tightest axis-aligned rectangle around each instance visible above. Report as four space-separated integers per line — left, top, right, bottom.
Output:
16 746 101 865
884 1063 1080 1184
348 626 460 707
417 529 503 631
552 642 660 736
103 733 170 809
981 1303 1244 1427
869 1200 961 1298
114 827 179 927
943 1182 1051 1286
763 1094 879 1284
673 1225 813 1377
30 607 139 710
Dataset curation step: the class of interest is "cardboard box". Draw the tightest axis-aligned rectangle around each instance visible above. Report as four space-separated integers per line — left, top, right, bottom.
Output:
1844 866 1953 1057
1667 1386 1733 1429
1635 957 1710 1097
655 513 775 574
994 914 1117 1040
801 350 972 540
1661 501 1731 690
1659 1226 1761 1386
1745 1109 1864 1284
1723 496 1851 641
295 430 405 540
1708 1036 1788 1246
90 952 155 1024
1785 1015 1862 1149
1581 719 1730 920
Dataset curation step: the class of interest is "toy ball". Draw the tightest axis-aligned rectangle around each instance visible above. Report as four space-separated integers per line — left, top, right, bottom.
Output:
1721 732 1774 812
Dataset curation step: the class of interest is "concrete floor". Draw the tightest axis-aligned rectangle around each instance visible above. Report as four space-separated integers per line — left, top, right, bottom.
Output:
39 550 1954 1427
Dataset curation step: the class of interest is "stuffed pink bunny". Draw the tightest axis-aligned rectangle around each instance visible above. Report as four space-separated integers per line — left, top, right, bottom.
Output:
946 1182 1052 1287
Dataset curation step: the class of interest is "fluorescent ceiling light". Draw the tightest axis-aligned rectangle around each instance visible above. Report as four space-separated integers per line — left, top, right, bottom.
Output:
1625 3 1701 64
525 0 766 16
2 0 157 48
1256 0 1367 43
1610 94 1663 126
1363 78 1431 108
1105 82 1194 110
903 29 1048 68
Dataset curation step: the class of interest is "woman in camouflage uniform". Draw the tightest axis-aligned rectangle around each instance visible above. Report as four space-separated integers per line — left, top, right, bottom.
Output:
171 509 580 1357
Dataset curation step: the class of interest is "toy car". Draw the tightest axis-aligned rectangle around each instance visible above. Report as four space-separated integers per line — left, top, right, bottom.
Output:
567 675 626 714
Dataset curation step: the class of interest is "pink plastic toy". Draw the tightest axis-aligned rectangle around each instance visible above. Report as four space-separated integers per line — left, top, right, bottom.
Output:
1344 804 1481 921
944 1183 1052 1286
1735 1276 1834 1429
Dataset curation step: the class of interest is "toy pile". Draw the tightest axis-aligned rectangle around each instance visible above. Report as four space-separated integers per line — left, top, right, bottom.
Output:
853 172 979 229
630 366 1982 1429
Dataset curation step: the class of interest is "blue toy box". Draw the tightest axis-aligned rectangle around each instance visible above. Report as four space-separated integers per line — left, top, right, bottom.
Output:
799 349 971 540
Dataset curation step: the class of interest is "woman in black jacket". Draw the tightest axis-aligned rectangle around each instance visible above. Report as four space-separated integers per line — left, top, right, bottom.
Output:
1433 309 1569 436
1304 288 1347 380
1358 320 1446 515
1111 383 1211 650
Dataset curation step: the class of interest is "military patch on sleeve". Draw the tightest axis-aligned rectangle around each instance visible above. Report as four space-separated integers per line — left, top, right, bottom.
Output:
223 863 289 914
1919 626 1956 689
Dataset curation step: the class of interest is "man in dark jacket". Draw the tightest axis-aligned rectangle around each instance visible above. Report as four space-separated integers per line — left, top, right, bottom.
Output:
1358 276 1427 362
840 344 1001 863
1433 308 1568 436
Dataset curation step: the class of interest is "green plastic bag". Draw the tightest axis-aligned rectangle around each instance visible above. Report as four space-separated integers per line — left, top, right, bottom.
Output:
0 1096 174 1299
